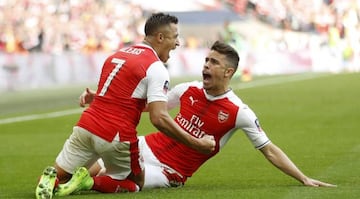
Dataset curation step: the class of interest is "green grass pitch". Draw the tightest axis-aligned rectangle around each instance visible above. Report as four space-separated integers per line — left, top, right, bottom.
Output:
0 72 359 199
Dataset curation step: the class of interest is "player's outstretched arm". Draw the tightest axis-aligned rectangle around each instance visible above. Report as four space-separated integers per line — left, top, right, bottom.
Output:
259 143 336 187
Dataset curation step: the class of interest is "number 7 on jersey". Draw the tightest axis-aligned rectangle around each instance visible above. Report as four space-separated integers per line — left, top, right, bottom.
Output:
99 58 125 96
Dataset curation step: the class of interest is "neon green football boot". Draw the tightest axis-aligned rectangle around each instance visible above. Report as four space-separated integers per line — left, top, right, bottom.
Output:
35 166 57 199
55 167 94 196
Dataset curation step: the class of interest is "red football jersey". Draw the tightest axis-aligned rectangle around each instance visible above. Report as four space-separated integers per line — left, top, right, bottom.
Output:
145 81 270 177
77 44 169 142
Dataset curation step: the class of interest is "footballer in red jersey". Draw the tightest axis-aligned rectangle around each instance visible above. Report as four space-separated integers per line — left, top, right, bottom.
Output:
142 80 270 187
35 13 216 199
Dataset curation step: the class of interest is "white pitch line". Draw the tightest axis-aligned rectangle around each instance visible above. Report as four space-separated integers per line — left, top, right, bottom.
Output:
0 73 331 125
0 108 83 125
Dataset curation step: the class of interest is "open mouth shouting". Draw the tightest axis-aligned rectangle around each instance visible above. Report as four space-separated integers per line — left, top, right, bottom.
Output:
202 71 212 85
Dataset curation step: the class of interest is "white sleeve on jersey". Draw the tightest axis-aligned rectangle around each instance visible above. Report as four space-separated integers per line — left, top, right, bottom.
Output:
167 81 202 110
146 61 170 103
236 104 271 149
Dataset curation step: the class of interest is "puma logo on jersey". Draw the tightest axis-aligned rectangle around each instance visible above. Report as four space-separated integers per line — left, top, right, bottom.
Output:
189 96 198 106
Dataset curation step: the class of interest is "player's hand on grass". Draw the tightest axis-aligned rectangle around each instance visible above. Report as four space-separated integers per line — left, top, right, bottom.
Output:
79 88 95 107
197 134 216 154
303 178 337 187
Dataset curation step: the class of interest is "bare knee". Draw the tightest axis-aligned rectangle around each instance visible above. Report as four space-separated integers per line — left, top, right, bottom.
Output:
54 164 72 183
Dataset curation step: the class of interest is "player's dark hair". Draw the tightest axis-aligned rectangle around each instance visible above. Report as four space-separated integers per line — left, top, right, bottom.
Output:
144 13 178 36
211 41 239 71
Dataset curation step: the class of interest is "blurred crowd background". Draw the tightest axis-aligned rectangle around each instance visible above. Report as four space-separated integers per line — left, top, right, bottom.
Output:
1 0 360 91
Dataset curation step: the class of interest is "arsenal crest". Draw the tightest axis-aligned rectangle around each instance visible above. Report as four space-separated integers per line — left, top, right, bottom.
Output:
218 110 229 123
